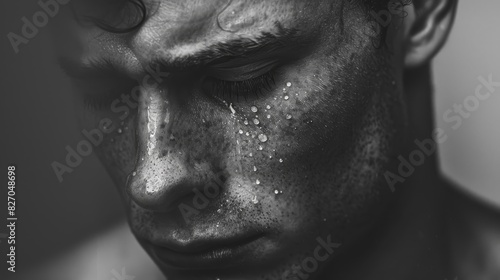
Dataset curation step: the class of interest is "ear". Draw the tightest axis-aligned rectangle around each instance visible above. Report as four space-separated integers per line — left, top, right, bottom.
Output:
404 0 458 68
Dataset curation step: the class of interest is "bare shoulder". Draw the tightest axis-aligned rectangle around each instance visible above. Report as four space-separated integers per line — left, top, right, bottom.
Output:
17 221 164 280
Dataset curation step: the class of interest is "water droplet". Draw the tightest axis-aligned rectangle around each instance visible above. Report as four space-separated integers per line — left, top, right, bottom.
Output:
279 158 284 163
284 95 289 100
117 128 123 134
258 146 263 151
286 82 292 87
253 166 257 172
274 190 279 194
286 114 292 120
267 114 271 119
229 103 236 115
141 157 144 161
249 153 253 157
246 132 250 136
323 218 327 222
217 208 222 214
253 119 260 125
266 105 271 110
251 106 258 113
256 179 260 185
258 134 268 143
244 119 249 125
269 155 273 159
252 196 259 204
239 129 244 134
132 171 137 177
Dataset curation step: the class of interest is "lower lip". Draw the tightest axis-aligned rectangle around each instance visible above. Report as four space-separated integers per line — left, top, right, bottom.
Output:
151 235 264 270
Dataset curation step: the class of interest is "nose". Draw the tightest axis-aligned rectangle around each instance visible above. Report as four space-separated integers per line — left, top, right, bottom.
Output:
126 86 195 212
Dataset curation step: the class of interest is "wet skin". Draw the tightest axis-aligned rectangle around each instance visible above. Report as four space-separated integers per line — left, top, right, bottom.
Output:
59 0 410 279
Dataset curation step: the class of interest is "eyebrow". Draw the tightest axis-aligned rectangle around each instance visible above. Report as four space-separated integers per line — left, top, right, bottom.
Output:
150 27 313 71
58 26 316 78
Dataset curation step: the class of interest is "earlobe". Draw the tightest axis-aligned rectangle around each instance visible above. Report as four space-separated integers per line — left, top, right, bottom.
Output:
404 0 458 68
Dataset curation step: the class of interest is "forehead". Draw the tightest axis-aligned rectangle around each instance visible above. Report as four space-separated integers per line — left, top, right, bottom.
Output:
139 0 329 36
68 0 339 65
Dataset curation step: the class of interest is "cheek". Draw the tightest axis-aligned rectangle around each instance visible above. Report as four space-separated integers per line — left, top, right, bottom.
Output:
239 48 398 233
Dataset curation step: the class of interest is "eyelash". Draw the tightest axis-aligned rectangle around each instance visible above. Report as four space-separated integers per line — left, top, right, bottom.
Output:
203 71 276 102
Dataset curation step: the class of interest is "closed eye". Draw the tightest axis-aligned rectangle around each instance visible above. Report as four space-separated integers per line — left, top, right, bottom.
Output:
201 59 280 102
202 71 276 103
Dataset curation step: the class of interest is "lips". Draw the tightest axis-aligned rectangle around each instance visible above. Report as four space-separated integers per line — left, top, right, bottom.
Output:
146 231 266 270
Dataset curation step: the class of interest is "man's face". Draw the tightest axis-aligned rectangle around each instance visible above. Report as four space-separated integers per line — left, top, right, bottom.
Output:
60 0 407 279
